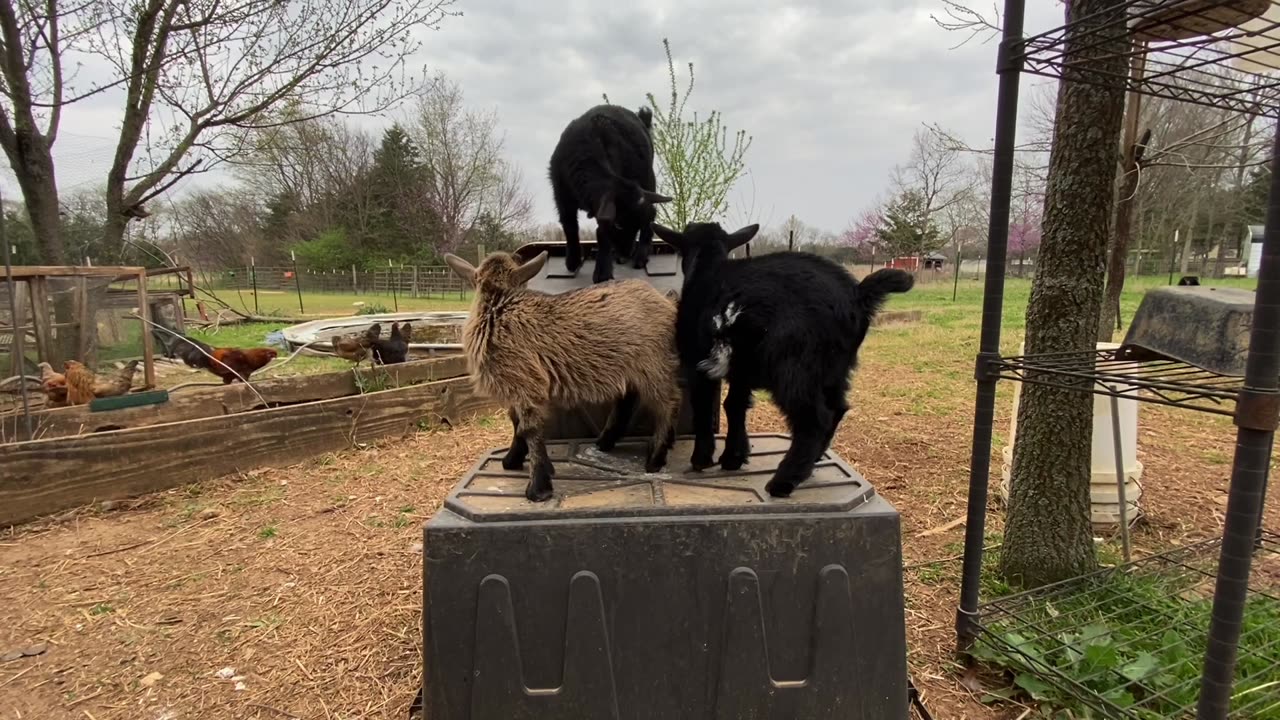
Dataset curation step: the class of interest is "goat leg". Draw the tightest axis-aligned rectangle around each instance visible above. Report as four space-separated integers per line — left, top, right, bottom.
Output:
643 388 680 473
502 407 529 470
718 383 753 470
688 373 719 471
592 227 615 283
560 212 583 273
765 404 833 498
632 223 654 270
517 406 555 502
597 391 639 452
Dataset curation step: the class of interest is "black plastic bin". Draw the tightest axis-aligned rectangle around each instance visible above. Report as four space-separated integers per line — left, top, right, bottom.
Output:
423 433 909 719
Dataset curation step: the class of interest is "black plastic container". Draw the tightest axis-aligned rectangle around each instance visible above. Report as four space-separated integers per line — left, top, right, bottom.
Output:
423 434 909 719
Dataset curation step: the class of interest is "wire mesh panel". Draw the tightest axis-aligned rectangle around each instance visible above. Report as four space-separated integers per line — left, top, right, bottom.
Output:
1019 0 1280 116
975 532 1280 718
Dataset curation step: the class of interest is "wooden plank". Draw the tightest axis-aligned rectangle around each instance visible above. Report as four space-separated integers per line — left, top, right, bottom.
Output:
0 266 147 279
0 376 497 527
29 277 54 365
137 270 155 388
5 354 470 440
8 281 29 377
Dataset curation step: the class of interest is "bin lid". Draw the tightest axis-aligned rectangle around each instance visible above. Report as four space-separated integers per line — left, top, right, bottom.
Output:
512 240 684 297
442 434 877 521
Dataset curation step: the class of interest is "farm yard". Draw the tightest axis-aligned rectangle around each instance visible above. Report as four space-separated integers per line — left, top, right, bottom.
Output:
1 274 1274 720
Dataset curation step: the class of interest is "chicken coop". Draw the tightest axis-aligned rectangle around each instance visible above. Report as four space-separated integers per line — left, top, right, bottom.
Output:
1 265 191 419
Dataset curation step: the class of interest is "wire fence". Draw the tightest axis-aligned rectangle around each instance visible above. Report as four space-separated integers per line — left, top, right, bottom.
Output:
162 265 469 299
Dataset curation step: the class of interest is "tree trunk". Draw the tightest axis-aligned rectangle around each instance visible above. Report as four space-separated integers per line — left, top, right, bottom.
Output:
1099 161 1139 341
1179 198 1199 275
8 147 64 264
1000 0 1128 588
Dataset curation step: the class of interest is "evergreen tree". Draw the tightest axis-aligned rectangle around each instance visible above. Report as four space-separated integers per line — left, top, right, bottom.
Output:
875 190 941 257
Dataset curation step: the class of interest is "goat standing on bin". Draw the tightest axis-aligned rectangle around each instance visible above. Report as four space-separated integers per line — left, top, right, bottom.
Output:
549 104 672 283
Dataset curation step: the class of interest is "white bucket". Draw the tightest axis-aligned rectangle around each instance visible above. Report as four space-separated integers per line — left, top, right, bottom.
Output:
999 342 1144 528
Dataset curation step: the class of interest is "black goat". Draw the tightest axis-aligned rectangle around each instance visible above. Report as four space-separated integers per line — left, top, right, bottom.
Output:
549 104 672 283
654 222 915 498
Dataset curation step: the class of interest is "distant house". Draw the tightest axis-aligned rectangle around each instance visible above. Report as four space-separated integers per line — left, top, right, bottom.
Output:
885 253 946 272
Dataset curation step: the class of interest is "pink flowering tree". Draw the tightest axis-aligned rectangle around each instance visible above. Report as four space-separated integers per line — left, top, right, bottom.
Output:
840 206 885 264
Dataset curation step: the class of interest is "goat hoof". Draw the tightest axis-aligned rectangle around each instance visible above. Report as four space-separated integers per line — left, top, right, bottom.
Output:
645 457 667 473
501 454 525 471
595 436 618 452
592 268 614 284
690 454 715 472
632 253 649 270
718 451 747 471
765 478 796 498
525 483 553 502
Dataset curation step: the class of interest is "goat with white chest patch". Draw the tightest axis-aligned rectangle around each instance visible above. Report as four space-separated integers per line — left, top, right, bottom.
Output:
655 221 914 497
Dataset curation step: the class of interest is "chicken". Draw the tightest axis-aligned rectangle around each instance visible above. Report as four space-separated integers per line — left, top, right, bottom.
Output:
92 359 140 398
161 331 275 384
63 360 97 405
331 323 381 365
37 362 68 407
371 322 411 365
201 347 278 384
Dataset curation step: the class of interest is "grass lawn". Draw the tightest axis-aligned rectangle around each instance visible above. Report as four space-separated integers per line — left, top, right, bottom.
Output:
1 271 1275 720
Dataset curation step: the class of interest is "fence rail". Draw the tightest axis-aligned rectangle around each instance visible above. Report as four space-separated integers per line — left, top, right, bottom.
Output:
187 265 468 299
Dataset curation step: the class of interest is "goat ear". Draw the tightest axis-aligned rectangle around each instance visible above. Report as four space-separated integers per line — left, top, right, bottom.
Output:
443 253 476 285
723 224 760 252
652 223 684 250
642 190 673 205
513 251 549 285
596 194 617 224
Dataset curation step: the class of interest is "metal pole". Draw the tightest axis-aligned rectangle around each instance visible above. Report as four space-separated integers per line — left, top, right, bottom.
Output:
956 0 1025 654
1109 393 1131 564
1 189 33 441
953 237 963 302
250 256 259 315
292 251 305 315
390 259 399 312
1196 124 1280 720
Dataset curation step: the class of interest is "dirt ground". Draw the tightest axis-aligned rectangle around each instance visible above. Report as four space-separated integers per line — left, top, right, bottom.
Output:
1 340 1276 720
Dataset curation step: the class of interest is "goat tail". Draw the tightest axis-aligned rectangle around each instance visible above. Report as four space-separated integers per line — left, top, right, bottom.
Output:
637 106 653 132
855 268 915 318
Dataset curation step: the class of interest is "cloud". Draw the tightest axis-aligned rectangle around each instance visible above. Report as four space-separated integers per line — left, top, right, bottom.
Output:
1 0 1066 234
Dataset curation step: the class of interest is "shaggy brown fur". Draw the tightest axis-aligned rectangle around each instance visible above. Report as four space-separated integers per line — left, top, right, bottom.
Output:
444 250 682 502
63 360 97 406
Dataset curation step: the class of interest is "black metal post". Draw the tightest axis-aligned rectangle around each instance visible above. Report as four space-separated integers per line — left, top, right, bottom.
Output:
390 260 400 312
250 257 260 315
1196 125 1280 720
955 0 1025 653
292 252 305 315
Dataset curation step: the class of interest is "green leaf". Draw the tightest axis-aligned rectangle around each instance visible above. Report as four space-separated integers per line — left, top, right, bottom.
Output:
1082 643 1120 675
1120 652 1159 683
1014 672 1053 701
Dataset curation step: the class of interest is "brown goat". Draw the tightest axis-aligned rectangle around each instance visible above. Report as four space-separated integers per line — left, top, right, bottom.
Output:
444 250 682 502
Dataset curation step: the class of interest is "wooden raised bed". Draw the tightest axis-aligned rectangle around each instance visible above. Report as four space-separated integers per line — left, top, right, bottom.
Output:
0 356 496 527
3 355 469 440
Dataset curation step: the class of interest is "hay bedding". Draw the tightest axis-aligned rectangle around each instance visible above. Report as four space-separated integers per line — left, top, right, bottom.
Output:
0 358 1273 720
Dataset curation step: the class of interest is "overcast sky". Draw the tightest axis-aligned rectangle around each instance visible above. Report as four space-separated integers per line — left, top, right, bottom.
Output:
0 0 1067 235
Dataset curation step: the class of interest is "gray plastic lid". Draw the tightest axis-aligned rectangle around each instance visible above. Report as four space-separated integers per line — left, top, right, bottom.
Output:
442 434 876 522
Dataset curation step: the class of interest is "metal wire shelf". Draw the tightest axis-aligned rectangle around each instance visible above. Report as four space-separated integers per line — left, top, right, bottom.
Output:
990 347 1248 418
1018 0 1280 116
974 531 1280 719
